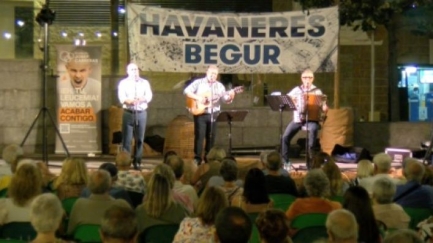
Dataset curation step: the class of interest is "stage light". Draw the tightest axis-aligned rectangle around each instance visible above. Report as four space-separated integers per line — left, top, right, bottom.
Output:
61 31 68 37
118 7 126 14
3 32 12 39
112 31 118 37
36 5 55 26
16 20 25 27
95 32 102 38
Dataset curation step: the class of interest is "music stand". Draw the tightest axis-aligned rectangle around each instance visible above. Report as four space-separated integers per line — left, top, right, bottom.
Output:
267 95 297 170
216 110 249 155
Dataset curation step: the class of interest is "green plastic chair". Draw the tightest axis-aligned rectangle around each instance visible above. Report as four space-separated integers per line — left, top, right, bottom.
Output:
269 194 297 211
329 195 344 204
0 189 7 198
247 213 260 243
291 213 328 243
403 207 433 230
0 222 36 241
138 224 179 243
73 224 101 243
61 197 79 216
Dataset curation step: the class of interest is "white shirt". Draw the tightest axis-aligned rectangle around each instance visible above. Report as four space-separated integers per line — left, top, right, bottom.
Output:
287 84 323 123
117 77 153 111
184 77 228 113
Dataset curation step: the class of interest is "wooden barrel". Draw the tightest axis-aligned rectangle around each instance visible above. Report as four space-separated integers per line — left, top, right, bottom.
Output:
163 115 195 159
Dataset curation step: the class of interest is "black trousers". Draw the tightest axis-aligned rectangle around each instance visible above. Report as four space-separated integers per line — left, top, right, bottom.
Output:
193 113 217 161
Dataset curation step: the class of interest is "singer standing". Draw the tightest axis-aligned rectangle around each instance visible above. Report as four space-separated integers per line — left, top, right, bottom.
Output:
118 63 153 170
281 69 328 170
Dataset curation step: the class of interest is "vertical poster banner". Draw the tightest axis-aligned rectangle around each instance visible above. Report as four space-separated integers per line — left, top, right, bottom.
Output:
55 46 102 154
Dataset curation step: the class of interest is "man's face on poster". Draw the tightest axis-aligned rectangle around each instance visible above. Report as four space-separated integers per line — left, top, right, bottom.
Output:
66 60 92 87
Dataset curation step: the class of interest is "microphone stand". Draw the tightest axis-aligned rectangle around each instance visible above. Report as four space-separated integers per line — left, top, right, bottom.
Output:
209 81 214 162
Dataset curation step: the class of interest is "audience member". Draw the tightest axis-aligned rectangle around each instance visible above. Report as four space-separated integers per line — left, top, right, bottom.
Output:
114 151 146 194
343 186 381 243
264 151 298 196
35 160 56 192
351 159 374 186
135 172 190 234
286 169 341 224
260 151 289 177
322 160 349 197
211 159 244 205
0 144 24 190
311 152 333 170
372 177 410 229
207 158 243 188
30 194 65 243
421 164 433 186
0 161 43 225
191 146 226 193
165 155 199 209
232 168 274 213
359 153 402 194
394 158 433 209
326 209 358 243
100 204 138 243
153 163 194 213
67 169 130 235
173 186 228 243
214 206 252 243
163 150 178 163
383 229 423 243
256 209 293 243
53 157 89 200
81 163 133 206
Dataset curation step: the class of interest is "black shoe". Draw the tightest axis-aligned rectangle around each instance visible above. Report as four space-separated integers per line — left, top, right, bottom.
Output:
133 163 141 171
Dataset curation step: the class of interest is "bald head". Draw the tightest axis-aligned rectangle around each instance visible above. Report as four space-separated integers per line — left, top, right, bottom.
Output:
403 158 425 182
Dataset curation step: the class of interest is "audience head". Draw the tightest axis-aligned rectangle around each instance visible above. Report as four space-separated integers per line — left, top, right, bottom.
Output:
321 160 343 197
256 209 292 243
372 177 396 204
100 204 138 243
164 155 184 180
145 173 173 218
422 165 433 186
99 163 118 183
260 151 269 166
311 152 333 169
214 206 252 243
343 186 380 243
196 186 229 226
403 158 425 183
10 161 43 206
219 158 238 182
30 193 63 234
163 150 177 163
115 151 132 168
243 168 270 204
304 169 330 198
88 169 112 195
326 209 358 243
2 144 23 172
152 163 176 188
383 229 423 243
266 151 282 171
356 160 374 179
55 157 89 188
206 146 226 163
373 153 392 174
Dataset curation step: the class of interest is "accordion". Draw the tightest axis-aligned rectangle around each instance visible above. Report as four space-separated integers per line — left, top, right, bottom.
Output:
294 93 327 123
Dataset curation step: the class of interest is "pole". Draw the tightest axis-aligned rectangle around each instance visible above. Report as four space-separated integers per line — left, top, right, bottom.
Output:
370 31 376 121
334 0 340 109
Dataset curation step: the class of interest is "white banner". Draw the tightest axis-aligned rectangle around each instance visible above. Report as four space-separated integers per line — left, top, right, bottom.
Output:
55 45 102 154
127 5 339 73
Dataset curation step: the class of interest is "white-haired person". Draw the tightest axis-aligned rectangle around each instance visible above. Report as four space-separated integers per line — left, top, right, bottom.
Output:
30 193 65 243
383 229 423 243
326 209 358 243
372 177 410 230
359 153 403 194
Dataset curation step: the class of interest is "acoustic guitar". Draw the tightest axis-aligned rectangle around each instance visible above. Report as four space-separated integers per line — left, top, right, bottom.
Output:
186 86 244 115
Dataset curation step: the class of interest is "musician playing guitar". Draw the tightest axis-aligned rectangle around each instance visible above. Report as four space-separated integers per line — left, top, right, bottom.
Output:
184 65 236 165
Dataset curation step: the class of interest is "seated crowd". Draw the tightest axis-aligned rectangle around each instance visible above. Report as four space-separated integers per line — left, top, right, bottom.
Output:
0 144 433 243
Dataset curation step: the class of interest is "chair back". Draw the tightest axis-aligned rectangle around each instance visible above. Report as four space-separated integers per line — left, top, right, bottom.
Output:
248 213 260 243
329 195 344 204
0 189 7 198
0 222 36 241
269 193 296 211
291 213 328 243
138 224 179 243
403 207 433 230
73 224 101 243
61 197 79 216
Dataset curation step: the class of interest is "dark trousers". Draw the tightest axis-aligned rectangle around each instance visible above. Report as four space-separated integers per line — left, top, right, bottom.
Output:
281 120 320 163
193 113 217 162
122 110 147 165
